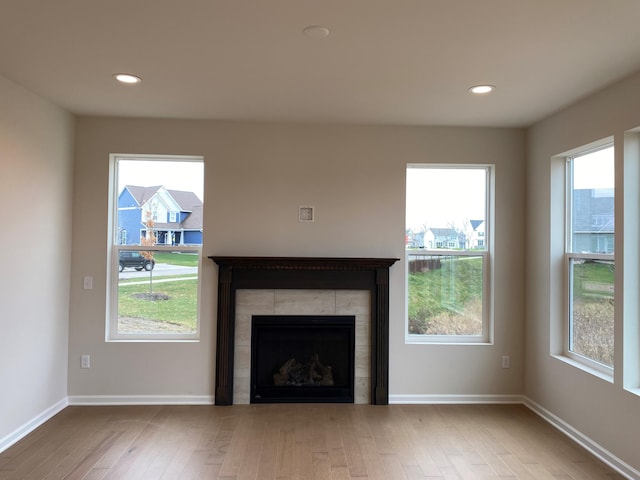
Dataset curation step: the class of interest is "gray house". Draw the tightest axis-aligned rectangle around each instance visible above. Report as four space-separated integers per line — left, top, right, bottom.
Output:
572 188 614 254
424 227 461 249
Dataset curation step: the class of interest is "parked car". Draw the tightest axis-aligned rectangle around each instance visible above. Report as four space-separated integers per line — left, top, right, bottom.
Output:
119 251 155 272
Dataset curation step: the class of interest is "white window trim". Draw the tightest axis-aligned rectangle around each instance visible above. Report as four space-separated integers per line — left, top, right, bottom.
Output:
622 129 640 394
564 144 615 377
405 164 494 345
107 154 203 342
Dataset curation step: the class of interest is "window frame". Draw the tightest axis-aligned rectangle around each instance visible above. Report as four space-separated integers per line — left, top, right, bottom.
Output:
405 164 494 344
106 154 204 342
564 144 615 375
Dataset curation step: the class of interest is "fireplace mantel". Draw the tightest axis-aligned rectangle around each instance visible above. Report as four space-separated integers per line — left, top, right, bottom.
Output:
209 256 398 405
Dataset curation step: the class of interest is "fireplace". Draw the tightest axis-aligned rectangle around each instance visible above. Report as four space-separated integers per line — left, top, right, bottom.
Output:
209 256 398 405
251 315 355 403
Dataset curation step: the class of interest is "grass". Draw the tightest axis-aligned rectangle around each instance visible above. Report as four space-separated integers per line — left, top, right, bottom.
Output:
119 274 197 285
572 299 614 367
118 278 198 329
572 260 614 298
408 256 483 335
408 255 615 366
121 251 615 362
153 252 199 266
117 252 199 330
571 260 614 367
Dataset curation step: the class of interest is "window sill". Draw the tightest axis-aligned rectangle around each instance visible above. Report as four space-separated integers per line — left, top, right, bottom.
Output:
624 387 640 398
406 334 492 346
551 354 614 383
106 338 200 343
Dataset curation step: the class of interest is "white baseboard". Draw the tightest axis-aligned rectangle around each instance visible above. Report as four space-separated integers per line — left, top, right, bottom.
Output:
523 398 639 480
0 397 68 453
389 394 525 404
67 395 215 405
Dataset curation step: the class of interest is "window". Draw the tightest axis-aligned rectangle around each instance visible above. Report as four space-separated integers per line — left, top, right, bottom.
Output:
107 155 204 341
565 145 614 372
406 165 492 343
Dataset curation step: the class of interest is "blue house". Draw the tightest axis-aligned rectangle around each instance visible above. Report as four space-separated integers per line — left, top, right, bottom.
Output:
117 185 203 246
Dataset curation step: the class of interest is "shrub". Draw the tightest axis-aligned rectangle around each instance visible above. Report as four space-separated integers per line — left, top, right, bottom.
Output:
571 299 614 367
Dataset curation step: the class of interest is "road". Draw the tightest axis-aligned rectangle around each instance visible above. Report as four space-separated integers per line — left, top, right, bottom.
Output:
119 263 198 280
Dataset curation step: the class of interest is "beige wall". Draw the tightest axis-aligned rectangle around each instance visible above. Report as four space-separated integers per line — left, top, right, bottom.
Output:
0 75 74 446
526 70 640 474
68 118 525 400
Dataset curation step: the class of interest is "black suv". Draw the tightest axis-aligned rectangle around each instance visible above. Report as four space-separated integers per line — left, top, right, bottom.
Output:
119 251 155 272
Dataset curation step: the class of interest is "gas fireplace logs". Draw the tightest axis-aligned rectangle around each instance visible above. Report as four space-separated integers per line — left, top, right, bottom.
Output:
273 354 334 387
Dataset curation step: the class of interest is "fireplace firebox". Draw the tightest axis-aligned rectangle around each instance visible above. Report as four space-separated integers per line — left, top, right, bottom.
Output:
251 315 355 403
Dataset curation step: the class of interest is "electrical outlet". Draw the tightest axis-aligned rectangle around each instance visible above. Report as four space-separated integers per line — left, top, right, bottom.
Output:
83 276 93 290
502 355 510 369
81 355 91 369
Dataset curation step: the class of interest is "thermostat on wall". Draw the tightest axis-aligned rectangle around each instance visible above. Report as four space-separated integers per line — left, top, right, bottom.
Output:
298 206 314 223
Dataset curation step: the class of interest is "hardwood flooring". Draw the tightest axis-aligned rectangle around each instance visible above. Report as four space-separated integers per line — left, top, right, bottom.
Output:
0 404 624 479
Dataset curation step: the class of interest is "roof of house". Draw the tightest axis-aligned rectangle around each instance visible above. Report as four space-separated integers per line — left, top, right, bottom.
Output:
181 204 203 230
470 220 484 230
125 185 162 206
125 185 202 210
166 189 202 213
123 185 203 230
427 228 458 238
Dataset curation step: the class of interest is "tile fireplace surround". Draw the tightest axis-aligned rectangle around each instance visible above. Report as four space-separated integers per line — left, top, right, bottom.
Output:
236 289 367 404
209 257 398 406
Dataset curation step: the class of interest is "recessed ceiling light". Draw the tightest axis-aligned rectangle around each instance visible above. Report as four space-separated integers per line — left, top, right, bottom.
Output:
302 25 330 39
469 85 495 95
113 73 142 84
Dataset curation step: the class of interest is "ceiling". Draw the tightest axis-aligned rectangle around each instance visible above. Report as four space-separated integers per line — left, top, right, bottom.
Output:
2 0 640 128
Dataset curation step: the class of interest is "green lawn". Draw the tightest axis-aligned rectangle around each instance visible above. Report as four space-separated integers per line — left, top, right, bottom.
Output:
571 260 614 367
118 278 198 328
117 252 199 330
572 260 614 299
153 251 199 266
408 254 614 366
408 256 483 334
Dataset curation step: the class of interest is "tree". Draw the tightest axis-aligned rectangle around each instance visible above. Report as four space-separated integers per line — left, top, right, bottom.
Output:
140 210 157 294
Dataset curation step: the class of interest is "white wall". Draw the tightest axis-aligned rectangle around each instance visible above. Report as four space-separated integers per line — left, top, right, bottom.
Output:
68 118 525 401
0 75 74 448
526 70 640 474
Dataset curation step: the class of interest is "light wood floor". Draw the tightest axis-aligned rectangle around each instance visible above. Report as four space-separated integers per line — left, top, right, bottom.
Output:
0 404 624 480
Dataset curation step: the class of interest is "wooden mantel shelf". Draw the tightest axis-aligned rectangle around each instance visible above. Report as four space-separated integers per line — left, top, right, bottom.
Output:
210 256 398 270
209 256 399 406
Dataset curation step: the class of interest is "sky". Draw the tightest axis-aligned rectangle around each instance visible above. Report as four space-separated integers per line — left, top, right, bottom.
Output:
118 159 204 200
117 152 611 231
406 167 486 232
572 146 614 190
